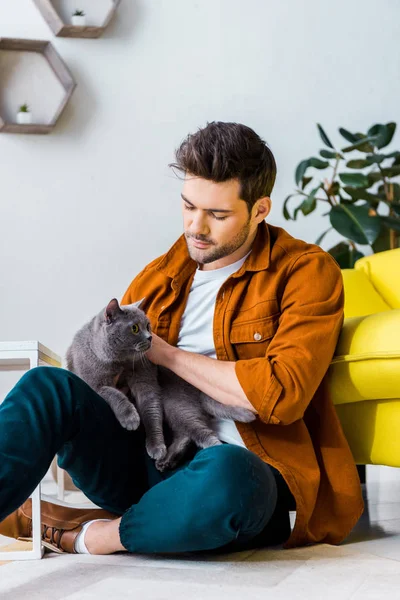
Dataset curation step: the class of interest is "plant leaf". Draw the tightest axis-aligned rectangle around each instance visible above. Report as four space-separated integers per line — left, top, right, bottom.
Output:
300 197 317 216
346 159 370 169
301 176 313 190
295 160 310 186
393 204 400 217
317 124 334 149
342 186 384 202
320 149 339 159
295 158 329 186
365 154 386 165
300 184 321 216
329 203 381 245
367 123 396 149
371 228 392 253
367 171 383 185
380 215 400 233
339 172 370 187
338 128 359 144
381 166 400 178
309 158 330 169
293 205 303 221
315 228 332 246
341 135 378 153
327 242 364 268
283 194 295 220
385 151 400 159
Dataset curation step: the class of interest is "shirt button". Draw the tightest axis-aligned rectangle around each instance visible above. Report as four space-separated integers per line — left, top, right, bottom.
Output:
253 332 262 341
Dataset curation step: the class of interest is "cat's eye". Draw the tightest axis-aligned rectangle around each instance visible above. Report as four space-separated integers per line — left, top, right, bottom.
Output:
147 323 151 332
131 324 139 334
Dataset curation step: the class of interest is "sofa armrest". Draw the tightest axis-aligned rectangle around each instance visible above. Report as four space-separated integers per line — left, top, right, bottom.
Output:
327 309 400 405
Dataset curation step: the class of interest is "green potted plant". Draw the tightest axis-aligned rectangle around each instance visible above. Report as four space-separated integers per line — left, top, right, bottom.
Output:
283 122 400 267
16 103 32 125
72 9 86 26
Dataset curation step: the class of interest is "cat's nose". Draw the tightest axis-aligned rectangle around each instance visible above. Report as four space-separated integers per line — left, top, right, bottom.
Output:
146 334 152 343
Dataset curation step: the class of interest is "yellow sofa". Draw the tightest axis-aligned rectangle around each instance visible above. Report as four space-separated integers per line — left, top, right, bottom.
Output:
328 247 400 467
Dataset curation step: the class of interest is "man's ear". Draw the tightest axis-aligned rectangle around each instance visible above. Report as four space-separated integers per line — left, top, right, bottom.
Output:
253 197 271 222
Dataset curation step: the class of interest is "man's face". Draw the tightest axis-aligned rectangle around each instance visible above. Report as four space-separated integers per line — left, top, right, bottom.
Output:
182 176 264 270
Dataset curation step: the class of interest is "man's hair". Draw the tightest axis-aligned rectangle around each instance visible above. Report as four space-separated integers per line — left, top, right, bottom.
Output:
169 121 277 212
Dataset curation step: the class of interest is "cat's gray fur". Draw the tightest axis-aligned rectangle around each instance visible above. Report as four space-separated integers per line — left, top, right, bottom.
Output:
66 298 256 471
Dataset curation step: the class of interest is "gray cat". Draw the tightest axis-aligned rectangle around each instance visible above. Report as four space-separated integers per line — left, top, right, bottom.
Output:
66 298 256 471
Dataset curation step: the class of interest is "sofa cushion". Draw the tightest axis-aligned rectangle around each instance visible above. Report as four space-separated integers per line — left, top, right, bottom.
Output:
328 309 400 405
355 247 400 309
341 269 391 318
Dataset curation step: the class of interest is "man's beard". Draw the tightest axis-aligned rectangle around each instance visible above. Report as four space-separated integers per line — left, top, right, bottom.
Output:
185 216 251 265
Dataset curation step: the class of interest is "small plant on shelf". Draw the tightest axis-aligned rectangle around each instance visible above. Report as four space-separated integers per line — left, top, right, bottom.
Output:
72 9 86 26
16 103 32 125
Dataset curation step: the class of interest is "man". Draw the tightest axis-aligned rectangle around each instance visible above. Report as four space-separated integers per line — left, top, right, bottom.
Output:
0 122 364 555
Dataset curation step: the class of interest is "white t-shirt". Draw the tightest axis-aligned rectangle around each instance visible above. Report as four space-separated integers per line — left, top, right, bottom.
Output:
177 252 252 449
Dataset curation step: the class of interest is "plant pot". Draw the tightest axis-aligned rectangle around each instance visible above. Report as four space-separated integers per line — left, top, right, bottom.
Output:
71 15 86 26
16 111 32 125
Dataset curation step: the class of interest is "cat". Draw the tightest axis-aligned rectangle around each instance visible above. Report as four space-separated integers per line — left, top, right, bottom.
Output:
66 298 256 471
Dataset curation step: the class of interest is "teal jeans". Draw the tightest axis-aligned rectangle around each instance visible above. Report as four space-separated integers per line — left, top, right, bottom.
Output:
0 367 293 554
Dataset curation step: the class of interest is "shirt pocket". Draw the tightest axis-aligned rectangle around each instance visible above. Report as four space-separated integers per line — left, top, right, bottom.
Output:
230 314 279 360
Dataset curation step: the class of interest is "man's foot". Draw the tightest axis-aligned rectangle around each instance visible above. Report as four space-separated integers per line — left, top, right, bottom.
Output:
81 518 125 554
0 499 119 554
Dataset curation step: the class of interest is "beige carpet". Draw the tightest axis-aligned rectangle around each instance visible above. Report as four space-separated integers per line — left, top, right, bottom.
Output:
1 472 400 598
0 540 400 599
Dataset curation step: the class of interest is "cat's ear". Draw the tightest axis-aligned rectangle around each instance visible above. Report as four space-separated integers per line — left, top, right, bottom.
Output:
132 297 145 309
105 298 122 324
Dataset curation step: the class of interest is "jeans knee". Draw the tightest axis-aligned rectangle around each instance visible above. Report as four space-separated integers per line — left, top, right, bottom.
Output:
22 366 69 384
191 444 277 532
17 366 81 411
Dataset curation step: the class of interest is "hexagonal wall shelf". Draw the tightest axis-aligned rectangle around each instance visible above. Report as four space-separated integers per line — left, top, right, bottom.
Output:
0 38 76 134
33 0 121 38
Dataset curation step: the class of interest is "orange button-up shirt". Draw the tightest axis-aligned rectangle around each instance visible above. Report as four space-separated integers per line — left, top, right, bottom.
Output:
121 221 364 549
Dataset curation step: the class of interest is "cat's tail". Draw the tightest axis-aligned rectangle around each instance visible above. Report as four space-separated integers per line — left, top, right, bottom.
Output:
199 392 256 423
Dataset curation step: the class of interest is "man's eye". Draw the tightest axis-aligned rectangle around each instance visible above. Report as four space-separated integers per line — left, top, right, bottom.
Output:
184 203 227 221
131 324 139 334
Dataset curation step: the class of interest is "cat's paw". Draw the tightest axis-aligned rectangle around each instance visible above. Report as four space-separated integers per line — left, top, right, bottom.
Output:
115 404 141 430
155 456 177 472
146 441 167 461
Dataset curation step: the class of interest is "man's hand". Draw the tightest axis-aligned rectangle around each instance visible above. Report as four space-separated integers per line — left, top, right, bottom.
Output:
145 332 176 366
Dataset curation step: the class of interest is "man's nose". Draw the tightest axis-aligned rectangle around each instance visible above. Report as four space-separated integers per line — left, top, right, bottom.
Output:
190 212 210 236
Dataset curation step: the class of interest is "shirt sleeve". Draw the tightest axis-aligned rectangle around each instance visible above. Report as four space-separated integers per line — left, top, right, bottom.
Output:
234 251 344 426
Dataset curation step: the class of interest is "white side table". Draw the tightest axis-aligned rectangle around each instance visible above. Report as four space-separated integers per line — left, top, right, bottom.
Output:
0 341 62 561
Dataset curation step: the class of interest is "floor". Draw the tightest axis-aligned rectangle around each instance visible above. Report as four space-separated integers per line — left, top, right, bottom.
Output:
1 465 400 599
